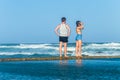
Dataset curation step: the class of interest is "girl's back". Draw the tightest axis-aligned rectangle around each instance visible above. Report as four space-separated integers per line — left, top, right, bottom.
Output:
76 26 82 34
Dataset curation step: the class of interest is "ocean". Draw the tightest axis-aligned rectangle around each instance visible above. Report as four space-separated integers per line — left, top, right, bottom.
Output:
0 42 120 58
0 42 120 80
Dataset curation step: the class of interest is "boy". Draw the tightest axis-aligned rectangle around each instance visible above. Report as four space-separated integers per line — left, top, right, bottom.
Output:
55 17 71 58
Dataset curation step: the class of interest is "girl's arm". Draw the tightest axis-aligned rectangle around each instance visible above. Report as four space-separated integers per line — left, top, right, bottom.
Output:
81 22 84 29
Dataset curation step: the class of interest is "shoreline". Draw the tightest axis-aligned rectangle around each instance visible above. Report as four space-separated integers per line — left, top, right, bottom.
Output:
0 56 120 62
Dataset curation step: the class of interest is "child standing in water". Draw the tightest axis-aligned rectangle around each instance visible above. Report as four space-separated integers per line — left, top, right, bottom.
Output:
55 17 71 58
75 21 84 58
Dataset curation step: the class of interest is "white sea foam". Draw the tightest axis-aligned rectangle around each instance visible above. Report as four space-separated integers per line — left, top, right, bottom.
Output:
0 52 58 55
0 42 120 49
90 42 120 47
0 51 120 56
0 43 120 56
0 52 34 55
0 44 58 50
84 42 120 49
82 52 120 56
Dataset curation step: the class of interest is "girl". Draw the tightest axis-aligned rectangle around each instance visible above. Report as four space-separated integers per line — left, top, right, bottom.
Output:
75 21 84 58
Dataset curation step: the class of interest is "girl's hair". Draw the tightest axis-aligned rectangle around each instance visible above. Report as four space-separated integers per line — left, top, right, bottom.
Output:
76 21 81 27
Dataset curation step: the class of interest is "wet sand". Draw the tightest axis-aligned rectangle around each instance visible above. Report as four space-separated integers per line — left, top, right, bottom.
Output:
0 56 120 62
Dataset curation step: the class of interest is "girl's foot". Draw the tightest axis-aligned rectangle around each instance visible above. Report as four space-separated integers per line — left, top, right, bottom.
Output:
76 54 79 59
78 55 82 59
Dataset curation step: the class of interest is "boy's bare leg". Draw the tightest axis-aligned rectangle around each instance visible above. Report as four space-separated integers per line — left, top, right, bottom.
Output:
64 43 68 57
59 42 62 57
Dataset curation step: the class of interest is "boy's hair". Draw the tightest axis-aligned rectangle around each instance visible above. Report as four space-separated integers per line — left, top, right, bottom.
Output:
61 17 66 22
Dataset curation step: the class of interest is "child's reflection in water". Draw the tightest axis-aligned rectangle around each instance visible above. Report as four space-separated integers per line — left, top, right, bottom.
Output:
59 58 82 66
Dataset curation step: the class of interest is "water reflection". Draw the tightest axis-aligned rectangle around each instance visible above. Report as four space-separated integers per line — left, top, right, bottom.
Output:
59 59 68 64
59 58 82 66
76 59 82 66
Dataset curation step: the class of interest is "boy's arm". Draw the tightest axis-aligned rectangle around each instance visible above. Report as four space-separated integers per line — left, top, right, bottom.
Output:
54 25 60 36
66 25 71 36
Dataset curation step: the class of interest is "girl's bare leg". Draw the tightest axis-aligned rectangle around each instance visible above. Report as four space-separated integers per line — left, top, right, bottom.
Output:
78 40 82 57
75 41 79 58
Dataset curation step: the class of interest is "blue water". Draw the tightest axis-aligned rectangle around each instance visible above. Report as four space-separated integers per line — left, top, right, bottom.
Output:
0 42 120 58
0 59 120 80
0 43 120 80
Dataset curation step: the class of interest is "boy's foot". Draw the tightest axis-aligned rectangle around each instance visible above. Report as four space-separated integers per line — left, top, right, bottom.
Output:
64 55 69 59
60 55 62 59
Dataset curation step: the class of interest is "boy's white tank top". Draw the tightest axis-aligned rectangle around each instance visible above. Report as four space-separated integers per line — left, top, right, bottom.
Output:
59 24 68 37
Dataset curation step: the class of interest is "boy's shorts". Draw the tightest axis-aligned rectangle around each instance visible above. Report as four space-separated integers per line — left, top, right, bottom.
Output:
59 36 68 43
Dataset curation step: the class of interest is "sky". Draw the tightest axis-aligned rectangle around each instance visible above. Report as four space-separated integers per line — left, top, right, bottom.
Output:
0 0 120 43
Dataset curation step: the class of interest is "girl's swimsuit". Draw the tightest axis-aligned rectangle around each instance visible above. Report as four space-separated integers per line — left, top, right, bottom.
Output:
75 34 82 41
